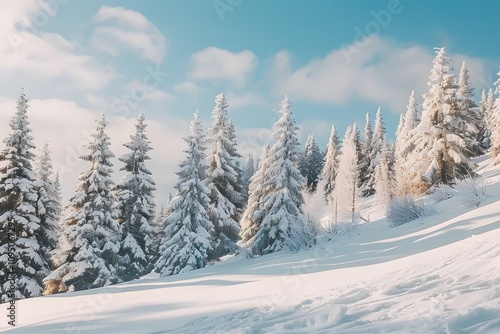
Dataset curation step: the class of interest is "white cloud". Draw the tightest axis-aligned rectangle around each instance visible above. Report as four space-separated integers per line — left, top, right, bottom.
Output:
225 92 269 109
91 5 167 64
271 36 488 113
124 79 176 102
0 2 117 99
188 47 257 86
173 81 200 95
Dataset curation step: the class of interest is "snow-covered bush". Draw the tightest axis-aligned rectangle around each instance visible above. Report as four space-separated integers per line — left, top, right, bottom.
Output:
387 196 434 226
428 184 456 203
455 175 488 207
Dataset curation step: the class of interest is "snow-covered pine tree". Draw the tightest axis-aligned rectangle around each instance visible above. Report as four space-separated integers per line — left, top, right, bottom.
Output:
239 144 271 247
51 172 63 226
456 61 481 157
226 118 245 214
247 96 313 255
150 193 173 264
34 142 60 269
374 139 392 207
478 89 492 150
408 48 474 189
241 154 256 203
364 107 388 197
154 112 213 276
44 114 120 293
114 113 156 282
206 93 243 260
0 91 47 301
394 91 420 196
334 124 360 224
299 134 324 193
320 125 340 204
490 69 500 164
485 88 495 139
359 113 374 196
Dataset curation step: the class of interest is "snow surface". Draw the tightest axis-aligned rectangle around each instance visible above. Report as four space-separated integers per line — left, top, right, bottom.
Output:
2 155 500 333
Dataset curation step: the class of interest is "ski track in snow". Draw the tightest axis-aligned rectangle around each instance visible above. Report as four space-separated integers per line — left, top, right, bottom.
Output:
2 155 500 334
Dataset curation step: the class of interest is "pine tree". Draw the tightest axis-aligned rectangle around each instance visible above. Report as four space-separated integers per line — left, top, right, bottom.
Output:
0 91 47 301
206 93 243 260
239 144 271 247
114 113 156 281
45 114 120 293
365 107 388 196
485 88 495 144
394 91 420 196
34 142 60 269
334 124 360 224
408 48 474 189
299 134 324 193
359 113 374 196
374 139 392 207
247 96 312 255
320 125 340 204
241 154 256 203
478 89 492 150
456 61 481 156
155 112 213 276
151 193 173 264
490 69 500 164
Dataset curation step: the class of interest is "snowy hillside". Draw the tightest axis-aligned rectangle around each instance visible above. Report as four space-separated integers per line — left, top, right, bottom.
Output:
3 156 500 334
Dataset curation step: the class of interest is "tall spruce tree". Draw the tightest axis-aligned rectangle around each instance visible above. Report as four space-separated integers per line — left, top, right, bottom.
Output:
394 91 420 196
34 142 60 269
359 113 374 196
491 69 500 164
45 114 120 293
334 124 360 224
299 134 324 193
0 91 47 301
239 144 271 247
247 97 312 255
206 93 243 260
456 61 481 157
407 48 474 190
320 125 340 204
241 154 256 203
115 113 156 281
155 112 213 276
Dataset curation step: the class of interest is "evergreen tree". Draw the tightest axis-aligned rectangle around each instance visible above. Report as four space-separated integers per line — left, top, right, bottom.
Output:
456 61 481 156
394 91 420 196
239 144 271 247
151 193 173 263
365 107 388 196
359 113 374 196
155 112 213 276
408 48 474 189
491 69 500 164
241 154 256 203
0 91 47 301
374 139 392 207
114 113 156 281
34 142 60 269
478 89 492 150
45 114 120 293
206 93 243 260
320 125 340 204
299 134 324 193
334 124 360 224
247 96 312 255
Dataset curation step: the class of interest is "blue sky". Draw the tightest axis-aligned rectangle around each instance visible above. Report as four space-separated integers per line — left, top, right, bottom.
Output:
0 0 499 205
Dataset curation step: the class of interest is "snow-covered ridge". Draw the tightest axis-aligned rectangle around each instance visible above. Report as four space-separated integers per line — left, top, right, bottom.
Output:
3 155 500 333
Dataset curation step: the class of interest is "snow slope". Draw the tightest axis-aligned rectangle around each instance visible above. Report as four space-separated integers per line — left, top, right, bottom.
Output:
2 156 500 333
